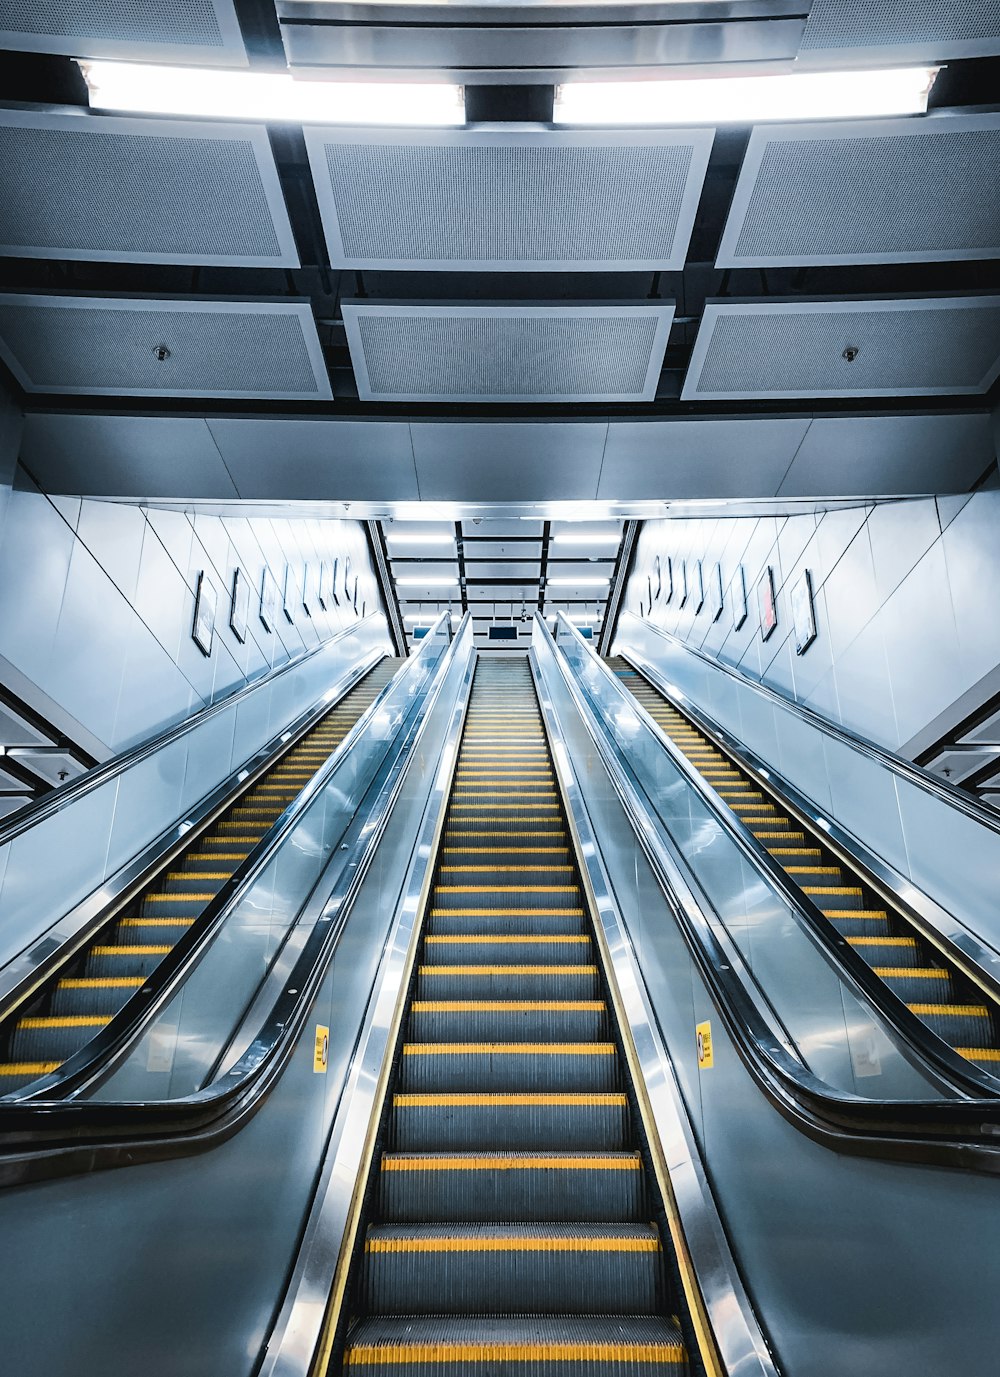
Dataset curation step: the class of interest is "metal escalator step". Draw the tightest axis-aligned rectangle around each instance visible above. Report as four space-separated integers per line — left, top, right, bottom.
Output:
360 1223 663 1316
161 872 229 895
416 966 599 1000
423 936 593 965
407 1001 607 1043
440 865 574 875
342 1314 687 1375
391 1092 628 1152
846 936 920 966
428 912 585 937
956 1047 1000 1074
10 1013 112 1062
118 919 195 939
825 912 893 938
140 893 210 917
83 945 171 978
432 888 582 911
50 976 144 1016
874 967 957 1001
0 1060 62 1087
907 1004 995 1047
378 1151 647 1223
803 886 866 911
399 1043 619 1093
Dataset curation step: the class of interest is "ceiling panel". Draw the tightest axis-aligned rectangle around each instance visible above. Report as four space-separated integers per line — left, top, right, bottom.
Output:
0 109 298 267
344 302 674 404
682 297 1000 400
0 295 332 400
599 418 811 499
463 541 543 560
0 0 248 65
798 0 1000 63
304 126 713 271
717 113 1000 267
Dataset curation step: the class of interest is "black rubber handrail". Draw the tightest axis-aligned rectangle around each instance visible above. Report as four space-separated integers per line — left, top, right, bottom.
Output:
0 615 472 1187
540 613 1000 1174
0 614 385 848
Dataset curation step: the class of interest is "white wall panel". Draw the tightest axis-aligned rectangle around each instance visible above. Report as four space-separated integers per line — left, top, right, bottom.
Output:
0 479 382 755
624 489 1000 753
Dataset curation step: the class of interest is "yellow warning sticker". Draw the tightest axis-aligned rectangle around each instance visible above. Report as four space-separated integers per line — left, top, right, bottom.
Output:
314 1025 330 1073
696 1021 714 1070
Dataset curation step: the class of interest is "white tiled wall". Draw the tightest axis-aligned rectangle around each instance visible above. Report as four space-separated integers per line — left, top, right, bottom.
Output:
0 474 380 756
624 491 1000 754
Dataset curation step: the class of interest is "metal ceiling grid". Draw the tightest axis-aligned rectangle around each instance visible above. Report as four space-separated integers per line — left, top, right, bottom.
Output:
798 0 1000 64
0 108 299 266
682 296 1000 400
716 112 1000 267
302 126 714 271
0 295 333 400
0 0 248 66
343 302 675 403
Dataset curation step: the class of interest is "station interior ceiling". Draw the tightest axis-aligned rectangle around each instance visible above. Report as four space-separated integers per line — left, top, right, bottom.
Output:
0 0 997 659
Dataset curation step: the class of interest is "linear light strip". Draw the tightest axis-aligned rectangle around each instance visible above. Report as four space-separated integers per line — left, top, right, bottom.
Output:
81 62 465 126
554 67 938 126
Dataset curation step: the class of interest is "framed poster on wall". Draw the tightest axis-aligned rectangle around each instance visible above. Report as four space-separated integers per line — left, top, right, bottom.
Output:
259 569 277 632
229 567 250 644
317 561 328 611
663 555 674 604
757 566 778 641
351 574 360 613
282 564 296 624
733 564 748 630
693 559 705 614
192 571 217 657
712 563 725 622
791 570 818 654
301 563 312 618
652 556 662 601
678 559 689 607
330 558 341 606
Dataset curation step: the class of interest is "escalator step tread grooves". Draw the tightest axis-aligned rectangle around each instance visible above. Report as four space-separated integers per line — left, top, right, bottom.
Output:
0 659 402 1089
338 657 688 1377
607 657 1000 1071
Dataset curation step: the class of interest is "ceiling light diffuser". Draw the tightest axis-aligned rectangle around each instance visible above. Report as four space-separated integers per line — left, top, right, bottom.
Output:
547 577 611 587
554 67 937 126
81 62 465 126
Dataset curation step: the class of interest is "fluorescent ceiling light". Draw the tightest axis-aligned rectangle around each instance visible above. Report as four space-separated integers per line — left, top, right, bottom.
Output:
396 576 459 586
386 533 456 546
548 577 610 587
551 532 620 545
81 61 465 126
554 67 937 126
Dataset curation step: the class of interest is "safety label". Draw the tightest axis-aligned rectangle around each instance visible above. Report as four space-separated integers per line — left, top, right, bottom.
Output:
696 1021 714 1069
314 1024 330 1073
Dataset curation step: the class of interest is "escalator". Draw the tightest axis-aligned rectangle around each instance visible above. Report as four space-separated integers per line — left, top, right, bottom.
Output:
0 656 401 1093
331 656 693 1376
607 657 1000 1074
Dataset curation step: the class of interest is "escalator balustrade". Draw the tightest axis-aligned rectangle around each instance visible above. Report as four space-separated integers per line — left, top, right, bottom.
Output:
334 657 691 1376
0 658 400 1093
608 658 1000 1075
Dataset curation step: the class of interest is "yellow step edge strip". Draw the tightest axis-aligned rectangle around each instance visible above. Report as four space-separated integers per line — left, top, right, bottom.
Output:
394 1092 624 1105
91 945 171 955
17 1015 111 1029
58 977 144 989
804 887 863 896
365 1235 659 1254
420 965 598 976
430 908 584 917
873 966 948 978
440 865 574 873
441 847 569 854
0 1062 61 1076
425 935 590 945
404 1043 615 1056
847 936 916 947
121 919 194 928
908 1004 988 1017
345 1339 685 1362
434 886 579 895
957 1048 1000 1060
828 911 890 920
411 1000 603 1012
382 1154 640 1171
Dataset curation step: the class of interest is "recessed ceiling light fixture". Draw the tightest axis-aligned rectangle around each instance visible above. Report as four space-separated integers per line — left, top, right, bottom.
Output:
385 532 457 546
553 67 938 126
80 62 465 126
396 576 460 586
547 577 611 587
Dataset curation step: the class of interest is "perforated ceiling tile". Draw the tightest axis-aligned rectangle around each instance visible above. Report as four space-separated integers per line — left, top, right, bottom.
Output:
717 114 1000 267
304 128 714 271
0 0 246 64
799 0 1000 61
0 110 297 266
682 297 1000 400
0 296 332 400
343 303 674 403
